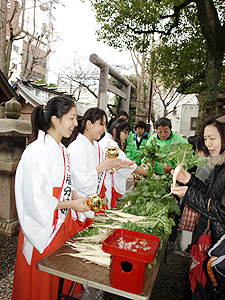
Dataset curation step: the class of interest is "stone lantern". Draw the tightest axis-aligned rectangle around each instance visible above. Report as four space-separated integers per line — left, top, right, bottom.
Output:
0 97 31 235
0 105 5 118
4 97 22 119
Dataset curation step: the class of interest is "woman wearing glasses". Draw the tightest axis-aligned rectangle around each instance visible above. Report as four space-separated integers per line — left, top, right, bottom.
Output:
99 118 148 208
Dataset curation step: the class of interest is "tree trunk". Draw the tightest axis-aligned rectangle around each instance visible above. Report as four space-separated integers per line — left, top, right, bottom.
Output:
196 47 223 133
0 0 7 76
195 0 225 133
22 39 32 78
5 33 13 78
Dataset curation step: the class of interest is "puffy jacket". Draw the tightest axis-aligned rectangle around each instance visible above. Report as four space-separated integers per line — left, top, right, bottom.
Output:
184 152 225 245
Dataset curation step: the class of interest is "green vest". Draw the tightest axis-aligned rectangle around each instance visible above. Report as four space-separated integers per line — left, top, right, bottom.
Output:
125 132 150 165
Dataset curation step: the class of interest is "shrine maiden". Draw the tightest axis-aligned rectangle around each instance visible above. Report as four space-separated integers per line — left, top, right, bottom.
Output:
99 118 148 207
68 108 135 210
12 97 90 300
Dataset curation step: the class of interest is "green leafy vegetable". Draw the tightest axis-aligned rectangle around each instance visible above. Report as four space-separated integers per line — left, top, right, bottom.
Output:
162 143 207 169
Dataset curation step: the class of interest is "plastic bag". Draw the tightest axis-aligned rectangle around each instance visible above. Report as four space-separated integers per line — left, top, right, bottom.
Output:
73 286 104 300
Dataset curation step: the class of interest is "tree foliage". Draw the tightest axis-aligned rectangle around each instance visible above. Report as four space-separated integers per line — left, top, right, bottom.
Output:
150 4 208 94
87 0 225 131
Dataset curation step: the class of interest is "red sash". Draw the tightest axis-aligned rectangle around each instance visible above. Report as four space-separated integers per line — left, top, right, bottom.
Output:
111 173 122 208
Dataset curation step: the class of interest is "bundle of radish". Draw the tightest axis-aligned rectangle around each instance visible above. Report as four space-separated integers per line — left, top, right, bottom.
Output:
58 242 111 268
60 210 150 267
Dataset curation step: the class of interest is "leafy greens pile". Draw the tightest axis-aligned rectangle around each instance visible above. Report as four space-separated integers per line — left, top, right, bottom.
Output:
117 172 179 244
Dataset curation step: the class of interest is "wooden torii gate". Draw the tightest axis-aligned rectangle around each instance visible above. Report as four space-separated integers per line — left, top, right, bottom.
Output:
89 53 135 114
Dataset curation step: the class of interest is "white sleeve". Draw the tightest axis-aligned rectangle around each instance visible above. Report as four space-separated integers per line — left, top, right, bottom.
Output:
69 143 98 197
113 150 137 194
15 148 58 254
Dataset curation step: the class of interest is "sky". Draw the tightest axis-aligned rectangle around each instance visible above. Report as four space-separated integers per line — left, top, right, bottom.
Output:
47 0 134 84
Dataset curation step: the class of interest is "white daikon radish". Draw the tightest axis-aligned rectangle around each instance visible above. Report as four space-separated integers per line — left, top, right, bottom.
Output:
64 250 110 257
161 162 187 199
58 252 111 268
106 210 145 222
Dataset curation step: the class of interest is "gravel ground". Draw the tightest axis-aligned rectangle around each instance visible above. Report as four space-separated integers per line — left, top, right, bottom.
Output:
0 231 192 300
0 233 18 300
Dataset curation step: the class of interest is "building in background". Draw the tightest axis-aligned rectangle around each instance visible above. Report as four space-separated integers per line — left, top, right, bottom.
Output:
152 88 198 137
7 0 48 84
9 36 48 84
178 103 199 138
13 80 86 121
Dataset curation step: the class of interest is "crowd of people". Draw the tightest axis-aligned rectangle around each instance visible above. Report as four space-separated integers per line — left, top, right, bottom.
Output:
12 97 225 299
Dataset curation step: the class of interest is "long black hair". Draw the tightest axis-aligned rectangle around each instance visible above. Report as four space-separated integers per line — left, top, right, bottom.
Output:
69 107 107 143
29 97 76 144
108 118 131 147
200 114 225 155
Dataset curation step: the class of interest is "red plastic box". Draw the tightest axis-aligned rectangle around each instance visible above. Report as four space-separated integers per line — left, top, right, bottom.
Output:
102 229 161 294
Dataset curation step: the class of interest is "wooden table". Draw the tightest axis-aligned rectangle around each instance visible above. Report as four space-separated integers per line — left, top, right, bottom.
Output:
37 238 167 300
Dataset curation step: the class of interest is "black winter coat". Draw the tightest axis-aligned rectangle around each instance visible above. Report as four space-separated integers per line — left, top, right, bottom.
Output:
183 152 225 246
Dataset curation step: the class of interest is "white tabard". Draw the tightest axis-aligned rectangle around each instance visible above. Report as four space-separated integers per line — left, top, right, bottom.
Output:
15 131 71 264
67 134 104 219
99 133 137 207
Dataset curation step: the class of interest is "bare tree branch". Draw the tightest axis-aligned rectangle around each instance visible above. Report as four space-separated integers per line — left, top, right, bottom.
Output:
125 0 193 36
154 82 186 117
59 55 99 99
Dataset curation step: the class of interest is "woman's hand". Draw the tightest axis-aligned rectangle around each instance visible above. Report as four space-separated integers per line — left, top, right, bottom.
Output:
71 191 90 212
117 159 135 169
56 196 90 212
171 184 188 198
133 165 148 176
97 158 134 174
70 198 90 212
171 168 191 184
163 163 174 174
109 158 135 171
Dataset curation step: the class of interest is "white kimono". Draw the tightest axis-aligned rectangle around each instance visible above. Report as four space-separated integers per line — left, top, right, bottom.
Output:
15 131 70 264
99 132 137 207
68 134 102 219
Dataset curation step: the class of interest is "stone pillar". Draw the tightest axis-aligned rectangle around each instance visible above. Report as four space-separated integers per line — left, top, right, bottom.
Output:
98 67 109 112
0 119 31 235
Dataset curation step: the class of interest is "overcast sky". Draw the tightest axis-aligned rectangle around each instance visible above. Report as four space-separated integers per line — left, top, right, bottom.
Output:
47 0 134 83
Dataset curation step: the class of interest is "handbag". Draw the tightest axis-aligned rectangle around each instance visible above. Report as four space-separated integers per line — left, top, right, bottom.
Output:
189 198 212 293
179 204 198 232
